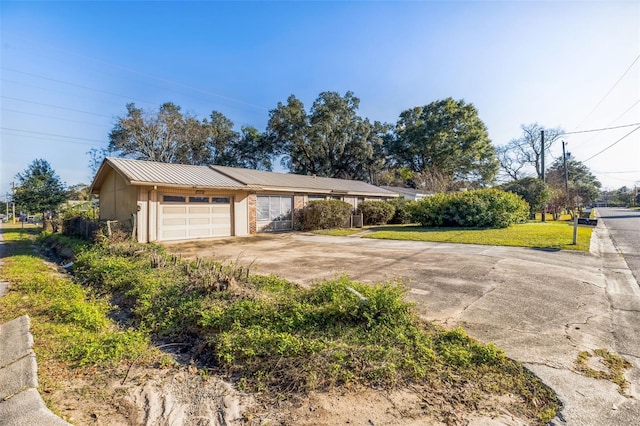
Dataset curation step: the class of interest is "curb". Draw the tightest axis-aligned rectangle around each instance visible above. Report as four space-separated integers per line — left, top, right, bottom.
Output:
0 316 71 426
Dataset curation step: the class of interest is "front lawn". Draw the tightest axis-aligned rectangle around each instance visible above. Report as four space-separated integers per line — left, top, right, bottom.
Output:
364 221 592 251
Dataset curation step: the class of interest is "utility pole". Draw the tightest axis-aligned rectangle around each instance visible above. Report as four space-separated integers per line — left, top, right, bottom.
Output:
562 141 569 195
11 182 16 224
541 130 546 222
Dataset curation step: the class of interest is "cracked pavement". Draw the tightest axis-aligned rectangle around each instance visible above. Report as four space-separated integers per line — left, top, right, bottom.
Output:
165 224 640 425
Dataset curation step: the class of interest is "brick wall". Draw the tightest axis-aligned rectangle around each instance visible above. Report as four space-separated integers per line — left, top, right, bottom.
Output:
248 193 257 234
293 195 305 230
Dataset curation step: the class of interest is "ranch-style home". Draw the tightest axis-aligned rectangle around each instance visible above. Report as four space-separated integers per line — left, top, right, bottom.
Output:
90 157 398 243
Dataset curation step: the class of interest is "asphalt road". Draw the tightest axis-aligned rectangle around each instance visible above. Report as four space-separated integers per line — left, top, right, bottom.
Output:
598 207 640 287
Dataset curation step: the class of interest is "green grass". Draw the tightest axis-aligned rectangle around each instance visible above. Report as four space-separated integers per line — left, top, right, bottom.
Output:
364 221 592 251
313 228 364 236
0 224 162 389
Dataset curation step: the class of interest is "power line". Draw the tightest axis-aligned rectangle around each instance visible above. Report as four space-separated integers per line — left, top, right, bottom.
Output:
560 122 640 136
571 100 640 149
593 170 640 174
573 54 640 130
0 131 100 147
610 100 640 125
0 96 114 118
0 127 106 144
1 66 156 106
7 41 269 111
1 108 111 128
582 125 640 163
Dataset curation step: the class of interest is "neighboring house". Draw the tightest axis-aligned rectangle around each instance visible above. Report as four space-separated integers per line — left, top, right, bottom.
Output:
381 186 431 201
90 158 397 243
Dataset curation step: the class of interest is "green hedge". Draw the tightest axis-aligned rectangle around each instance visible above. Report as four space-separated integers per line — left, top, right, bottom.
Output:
301 200 353 230
357 201 396 226
386 198 416 224
412 189 528 228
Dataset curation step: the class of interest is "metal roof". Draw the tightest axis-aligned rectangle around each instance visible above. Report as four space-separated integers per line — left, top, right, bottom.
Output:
211 165 398 196
381 186 431 197
94 158 246 190
91 158 397 197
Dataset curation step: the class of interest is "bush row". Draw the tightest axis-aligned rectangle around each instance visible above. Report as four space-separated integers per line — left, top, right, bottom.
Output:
300 189 528 230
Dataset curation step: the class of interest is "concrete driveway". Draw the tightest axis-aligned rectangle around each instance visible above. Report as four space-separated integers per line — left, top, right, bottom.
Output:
164 226 640 425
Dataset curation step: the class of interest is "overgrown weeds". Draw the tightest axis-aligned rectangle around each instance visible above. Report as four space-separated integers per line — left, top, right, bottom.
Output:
1 229 562 424
575 349 632 394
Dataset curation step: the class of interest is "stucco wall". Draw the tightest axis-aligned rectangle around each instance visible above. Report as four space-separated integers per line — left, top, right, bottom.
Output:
233 192 249 236
98 169 137 223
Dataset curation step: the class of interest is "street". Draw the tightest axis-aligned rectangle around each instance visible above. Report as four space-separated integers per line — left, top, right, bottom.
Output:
598 207 640 287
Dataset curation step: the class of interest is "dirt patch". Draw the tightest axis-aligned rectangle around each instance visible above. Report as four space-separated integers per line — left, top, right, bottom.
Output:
42 364 255 426
42 361 536 426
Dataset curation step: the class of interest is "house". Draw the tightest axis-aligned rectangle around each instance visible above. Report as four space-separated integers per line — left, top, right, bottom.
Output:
380 186 431 201
90 157 397 243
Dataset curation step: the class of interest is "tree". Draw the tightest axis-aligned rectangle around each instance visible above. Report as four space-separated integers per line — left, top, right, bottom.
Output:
13 159 67 218
87 147 107 175
67 183 91 201
546 158 601 208
222 126 274 170
497 123 563 181
109 102 187 163
601 186 637 207
384 98 498 189
109 103 274 169
175 116 215 166
267 91 388 181
501 177 551 218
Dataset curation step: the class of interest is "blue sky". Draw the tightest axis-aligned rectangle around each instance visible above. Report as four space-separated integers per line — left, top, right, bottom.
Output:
1 1 639 200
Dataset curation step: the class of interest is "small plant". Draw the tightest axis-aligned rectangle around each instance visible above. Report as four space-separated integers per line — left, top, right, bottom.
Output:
575 349 632 394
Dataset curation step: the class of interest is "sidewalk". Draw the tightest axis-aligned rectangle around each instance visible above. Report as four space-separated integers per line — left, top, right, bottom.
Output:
0 226 71 426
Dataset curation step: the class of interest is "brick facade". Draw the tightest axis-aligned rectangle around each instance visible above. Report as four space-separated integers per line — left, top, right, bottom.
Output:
248 193 257 234
293 195 305 230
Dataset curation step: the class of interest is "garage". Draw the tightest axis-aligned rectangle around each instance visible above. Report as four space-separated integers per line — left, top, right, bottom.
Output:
159 195 232 241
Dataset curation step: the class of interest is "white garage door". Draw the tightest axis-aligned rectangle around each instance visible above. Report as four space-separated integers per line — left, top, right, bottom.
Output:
159 195 232 241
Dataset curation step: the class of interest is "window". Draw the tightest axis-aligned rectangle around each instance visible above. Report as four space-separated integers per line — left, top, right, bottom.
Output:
163 195 186 202
256 195 292 231
308 195 326 201
189 196 209 203
212 197 231 204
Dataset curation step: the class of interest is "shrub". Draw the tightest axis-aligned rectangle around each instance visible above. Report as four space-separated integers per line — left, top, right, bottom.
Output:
300 200 353 230
412 189 528 228
59 208 101 240
357 201 395 226
386 198 415 224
